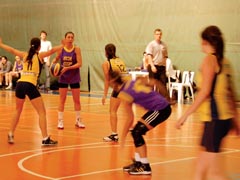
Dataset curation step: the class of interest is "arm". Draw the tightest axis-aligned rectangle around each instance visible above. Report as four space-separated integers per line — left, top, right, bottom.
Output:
38 44 63 60
176 55 217 128
12 61 17 72
0 38 26 58
147 54 157 73
102 61 110 105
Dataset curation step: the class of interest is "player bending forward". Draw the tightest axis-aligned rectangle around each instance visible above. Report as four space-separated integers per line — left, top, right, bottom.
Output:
108 71 171 175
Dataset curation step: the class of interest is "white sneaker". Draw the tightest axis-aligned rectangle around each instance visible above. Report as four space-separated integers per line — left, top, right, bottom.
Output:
5 85 12 90
57 119 64 129
75 119 85 128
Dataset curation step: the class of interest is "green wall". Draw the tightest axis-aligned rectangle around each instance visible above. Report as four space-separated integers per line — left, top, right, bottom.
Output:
0 0 239 99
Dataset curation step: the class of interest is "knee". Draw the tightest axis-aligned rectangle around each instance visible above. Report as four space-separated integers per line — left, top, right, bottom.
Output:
131 121 149 147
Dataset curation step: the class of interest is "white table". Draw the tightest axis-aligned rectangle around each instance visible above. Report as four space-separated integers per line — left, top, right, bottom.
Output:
129 71 149 80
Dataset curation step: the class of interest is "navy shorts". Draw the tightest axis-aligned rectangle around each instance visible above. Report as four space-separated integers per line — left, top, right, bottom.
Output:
201 119 232 152
142 105 171 127
15 82 41 100
58 82 80 89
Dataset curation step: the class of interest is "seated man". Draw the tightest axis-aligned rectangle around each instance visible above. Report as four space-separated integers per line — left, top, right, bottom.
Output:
0 56 13 87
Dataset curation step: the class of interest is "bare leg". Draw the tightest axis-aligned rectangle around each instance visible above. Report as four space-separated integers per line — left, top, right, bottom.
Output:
30 97 48 138
71 88 81 111
9 98 25 134
58 88 68 112
109 97 121 133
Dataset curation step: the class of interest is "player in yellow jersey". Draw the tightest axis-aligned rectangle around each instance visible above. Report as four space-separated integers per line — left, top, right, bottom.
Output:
0 37 63 145
102 43 127 142
176 26 240 179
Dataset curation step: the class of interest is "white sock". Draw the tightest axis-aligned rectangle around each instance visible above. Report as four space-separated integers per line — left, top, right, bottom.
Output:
140 157 149 164
112 132 117 135
134 152 141 162
76 111 81 121
43 136 49 140
58 111 63 120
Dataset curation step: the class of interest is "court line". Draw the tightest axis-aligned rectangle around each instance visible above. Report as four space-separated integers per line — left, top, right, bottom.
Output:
17 144 240 180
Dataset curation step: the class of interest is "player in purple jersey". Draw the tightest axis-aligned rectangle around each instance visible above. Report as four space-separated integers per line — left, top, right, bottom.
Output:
108 71 172 175
52 31 85 129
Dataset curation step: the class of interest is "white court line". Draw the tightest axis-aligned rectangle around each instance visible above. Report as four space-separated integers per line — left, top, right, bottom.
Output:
17 144 240 180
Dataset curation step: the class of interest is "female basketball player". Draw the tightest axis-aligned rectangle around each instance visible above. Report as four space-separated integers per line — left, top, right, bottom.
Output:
101 43 127 142
52 31 84 129
0 37 63 145
176 25 240 179
108 71 171 175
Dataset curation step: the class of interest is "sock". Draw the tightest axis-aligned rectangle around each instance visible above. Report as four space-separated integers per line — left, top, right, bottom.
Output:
58 111 63 120
76 111 81 121
43 136 49 140
112 132 117 135
140 157 149 164
134 152 141 162
8 131 13 136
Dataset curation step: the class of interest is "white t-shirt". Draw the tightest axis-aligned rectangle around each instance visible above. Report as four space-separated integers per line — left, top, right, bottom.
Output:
145 40 167 66
40 40 52 62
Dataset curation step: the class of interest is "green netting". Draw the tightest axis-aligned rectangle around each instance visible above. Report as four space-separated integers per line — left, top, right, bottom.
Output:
0 0 239 99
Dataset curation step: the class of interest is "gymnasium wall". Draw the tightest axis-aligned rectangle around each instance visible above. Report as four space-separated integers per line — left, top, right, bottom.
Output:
0 0 240 99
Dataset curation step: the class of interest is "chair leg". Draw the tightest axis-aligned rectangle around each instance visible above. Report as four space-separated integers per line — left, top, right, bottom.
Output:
178 86 183 103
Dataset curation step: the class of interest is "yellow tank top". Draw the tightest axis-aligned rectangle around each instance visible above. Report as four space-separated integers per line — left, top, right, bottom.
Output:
197 58 235 121
109 58 130 80
18 54 41 86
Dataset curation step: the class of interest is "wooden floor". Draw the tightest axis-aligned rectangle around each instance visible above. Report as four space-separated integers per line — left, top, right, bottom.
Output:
0 90 240 180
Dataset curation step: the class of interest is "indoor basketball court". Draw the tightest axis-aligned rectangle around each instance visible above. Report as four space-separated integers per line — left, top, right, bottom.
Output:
0 90 239 180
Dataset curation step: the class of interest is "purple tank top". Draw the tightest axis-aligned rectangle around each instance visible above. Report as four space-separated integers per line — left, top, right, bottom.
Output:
119 80 169 111
59 47 80 84
16 62 23 72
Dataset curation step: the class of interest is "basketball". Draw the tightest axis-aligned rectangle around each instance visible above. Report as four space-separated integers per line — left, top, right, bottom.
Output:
50 63 63 77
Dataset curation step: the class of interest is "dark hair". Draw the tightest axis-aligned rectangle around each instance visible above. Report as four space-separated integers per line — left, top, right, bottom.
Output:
40 30 47 36
105 43 117 60
1 56 8 61
26 37 41 70
65 31 74 38
201 25 224 67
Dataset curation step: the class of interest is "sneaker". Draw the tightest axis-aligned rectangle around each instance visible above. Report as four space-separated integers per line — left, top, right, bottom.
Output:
57 119 64 129
5 85 12 90
128 162 152 175
8 133 14 144
42 136 58 146
123 159 140 172
103 134 119 142
75 119 85 128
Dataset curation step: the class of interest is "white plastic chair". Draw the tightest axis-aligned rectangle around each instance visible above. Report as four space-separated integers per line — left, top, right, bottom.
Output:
169 71 195 103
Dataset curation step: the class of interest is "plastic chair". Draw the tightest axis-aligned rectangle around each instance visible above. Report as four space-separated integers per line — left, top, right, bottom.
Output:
169 71 195 103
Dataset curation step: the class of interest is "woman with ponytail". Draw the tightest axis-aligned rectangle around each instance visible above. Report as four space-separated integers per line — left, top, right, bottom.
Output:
0 36 63 145
176 26 240 179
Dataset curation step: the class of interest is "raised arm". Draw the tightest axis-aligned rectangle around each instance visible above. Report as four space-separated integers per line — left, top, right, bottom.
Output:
0 38 26 58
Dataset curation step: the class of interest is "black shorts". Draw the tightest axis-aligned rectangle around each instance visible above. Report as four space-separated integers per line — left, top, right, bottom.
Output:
15 82 41 100
201 119 232 152
147 64 167 85
142 105 171 127
58 82 80 89
111 90 120 98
